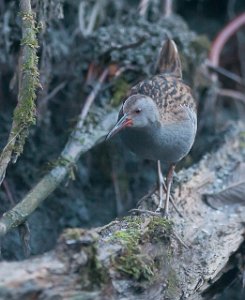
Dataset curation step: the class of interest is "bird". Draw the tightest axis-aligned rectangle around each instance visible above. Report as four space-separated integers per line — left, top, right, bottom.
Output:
106 38 197 216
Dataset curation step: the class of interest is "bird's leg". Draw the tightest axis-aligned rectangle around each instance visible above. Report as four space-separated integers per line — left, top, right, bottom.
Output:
156 160 164 211
153 161 184 217
164 164 176 216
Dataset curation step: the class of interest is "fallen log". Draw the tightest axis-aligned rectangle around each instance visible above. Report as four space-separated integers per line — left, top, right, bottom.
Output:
0 122 244 300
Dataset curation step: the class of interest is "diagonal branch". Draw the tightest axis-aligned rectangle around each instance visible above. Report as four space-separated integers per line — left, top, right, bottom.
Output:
0 68 116 238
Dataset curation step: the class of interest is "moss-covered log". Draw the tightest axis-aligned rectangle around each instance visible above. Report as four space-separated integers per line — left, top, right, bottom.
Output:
0 122 244 300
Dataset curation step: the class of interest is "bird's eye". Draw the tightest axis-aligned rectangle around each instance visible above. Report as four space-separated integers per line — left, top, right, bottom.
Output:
135 108 141 114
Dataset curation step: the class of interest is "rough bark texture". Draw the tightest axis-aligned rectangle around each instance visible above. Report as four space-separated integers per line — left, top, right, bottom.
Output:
0 0 39 185
0 122 244 300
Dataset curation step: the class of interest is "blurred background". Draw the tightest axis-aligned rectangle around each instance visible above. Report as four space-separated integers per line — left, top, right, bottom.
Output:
0 0 245 298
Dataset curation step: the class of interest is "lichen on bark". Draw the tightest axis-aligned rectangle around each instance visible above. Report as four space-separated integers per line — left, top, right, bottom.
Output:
0 0 39 184
13 8 39 158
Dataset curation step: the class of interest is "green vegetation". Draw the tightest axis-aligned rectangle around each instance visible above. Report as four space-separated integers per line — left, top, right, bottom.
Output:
12 11 39 158
111 216 172 281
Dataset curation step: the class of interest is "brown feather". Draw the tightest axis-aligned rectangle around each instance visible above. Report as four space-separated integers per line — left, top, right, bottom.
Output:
127 75 196 122
120 39 196 123
154 38 182 78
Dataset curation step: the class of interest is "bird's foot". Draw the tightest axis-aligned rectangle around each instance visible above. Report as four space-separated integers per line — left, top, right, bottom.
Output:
130 208 161 216
155 207 169 218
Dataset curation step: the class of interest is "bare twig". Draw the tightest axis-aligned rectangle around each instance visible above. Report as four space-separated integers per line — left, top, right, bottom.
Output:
137 183 184 218
101 36 146 59
2 180 15 206
137 185 157 206
0 68 111 238
206 61 245 87
227 0 245 80
78 1 104 36
79 69 108 125
38 81 67 113
217 88 245 103
163 0 173 17
138 0 150 17
209 12 245 67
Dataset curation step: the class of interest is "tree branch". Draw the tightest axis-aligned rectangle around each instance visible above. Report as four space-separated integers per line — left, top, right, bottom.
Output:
0 0 39 185
0 68 117 238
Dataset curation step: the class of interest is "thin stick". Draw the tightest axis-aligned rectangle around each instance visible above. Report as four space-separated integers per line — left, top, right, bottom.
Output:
163 0 173 17
209 13 245 67
78 69 108 127
137 185 157 206
217 88 245 103
2 180 15 206
206 61 245 87
40 81 67 105
138 0 150 16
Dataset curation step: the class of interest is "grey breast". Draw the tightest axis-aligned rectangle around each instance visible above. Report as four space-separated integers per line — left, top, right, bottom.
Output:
120 108 197 163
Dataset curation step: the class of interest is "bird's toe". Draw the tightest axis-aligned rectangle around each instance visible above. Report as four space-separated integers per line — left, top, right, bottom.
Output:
155 207 169 218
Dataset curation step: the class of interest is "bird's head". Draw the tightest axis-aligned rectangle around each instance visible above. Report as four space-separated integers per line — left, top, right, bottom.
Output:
106 94 160 140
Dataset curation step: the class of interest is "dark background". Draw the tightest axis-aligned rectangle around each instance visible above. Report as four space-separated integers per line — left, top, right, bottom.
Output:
0 1 245 298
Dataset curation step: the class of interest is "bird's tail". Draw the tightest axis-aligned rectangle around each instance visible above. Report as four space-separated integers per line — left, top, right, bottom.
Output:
154 38 182 79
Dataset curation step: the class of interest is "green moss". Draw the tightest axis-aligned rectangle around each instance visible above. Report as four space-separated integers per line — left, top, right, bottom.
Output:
116 252 154 281
190 35 210 55
147 216 172 241
11 10 40 159
44 156 76 180
111 216 148 280
111 78 130 107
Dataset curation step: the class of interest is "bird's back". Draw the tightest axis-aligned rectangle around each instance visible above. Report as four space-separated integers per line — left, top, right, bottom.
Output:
127 74 196 123
119 39 197 163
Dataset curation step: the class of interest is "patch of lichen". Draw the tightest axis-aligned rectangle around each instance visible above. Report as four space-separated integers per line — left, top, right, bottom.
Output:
45 156 76 180
62 228 85 241
11 10 40 159
112 216 172 281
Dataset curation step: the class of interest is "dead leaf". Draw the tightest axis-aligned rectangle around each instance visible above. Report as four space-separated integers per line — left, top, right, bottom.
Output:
203 163 245 209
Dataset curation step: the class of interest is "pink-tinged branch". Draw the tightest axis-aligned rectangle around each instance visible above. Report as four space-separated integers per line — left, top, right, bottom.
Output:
209 12 245 67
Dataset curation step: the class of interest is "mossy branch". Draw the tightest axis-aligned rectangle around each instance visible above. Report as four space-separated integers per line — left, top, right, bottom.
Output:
0 69 113 238
0 0 39 185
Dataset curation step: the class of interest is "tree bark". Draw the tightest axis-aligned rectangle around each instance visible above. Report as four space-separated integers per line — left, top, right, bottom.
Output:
0 122 244 300
0 0 39 185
